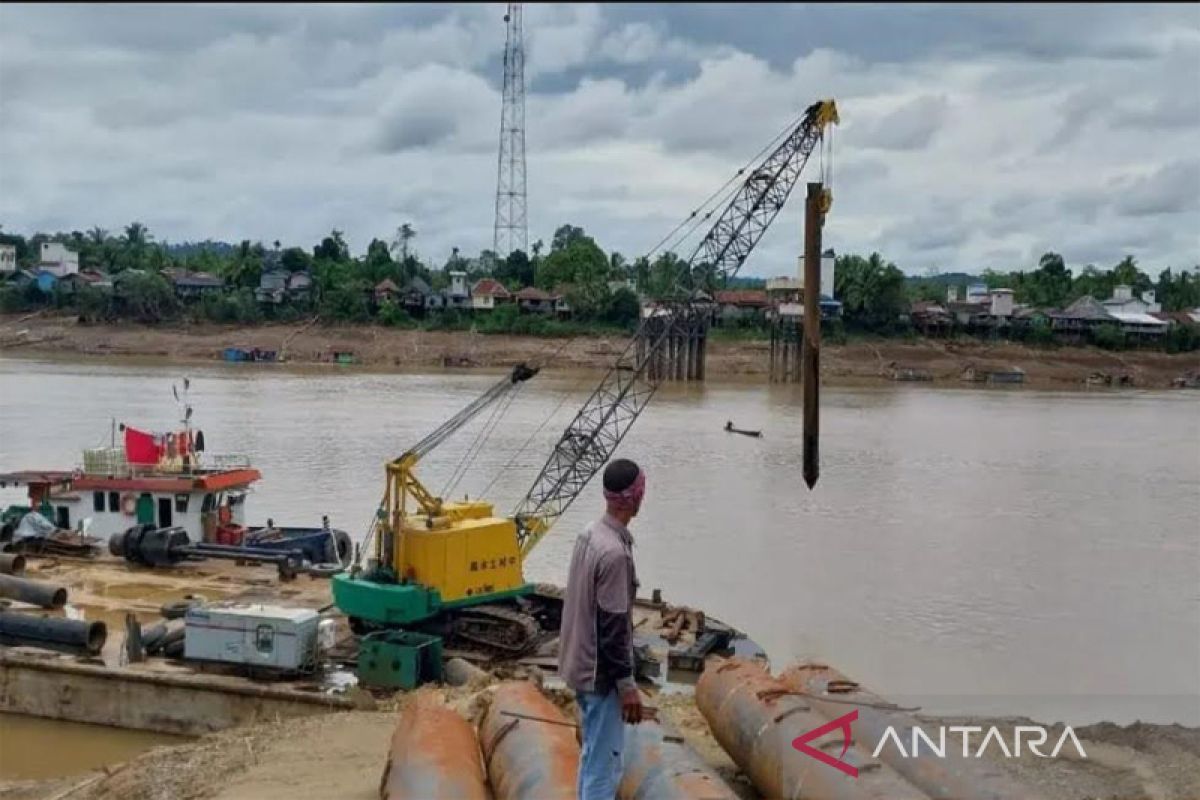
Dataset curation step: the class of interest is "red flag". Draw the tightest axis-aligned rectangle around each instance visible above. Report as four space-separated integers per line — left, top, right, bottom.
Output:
124 425 159 465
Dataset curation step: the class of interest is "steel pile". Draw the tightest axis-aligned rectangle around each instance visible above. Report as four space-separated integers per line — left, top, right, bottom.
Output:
478 680 579 800
379 690 490 800
695 657 927 800
779 664 1047 800
619 709 739 800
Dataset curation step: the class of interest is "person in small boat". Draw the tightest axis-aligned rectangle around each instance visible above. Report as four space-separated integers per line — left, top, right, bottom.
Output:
724 420 733 431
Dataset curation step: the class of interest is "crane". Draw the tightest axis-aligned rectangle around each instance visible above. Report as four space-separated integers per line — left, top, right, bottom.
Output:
331 99 838 666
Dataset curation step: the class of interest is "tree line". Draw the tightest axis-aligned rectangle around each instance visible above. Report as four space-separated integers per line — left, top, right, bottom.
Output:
1 223 1196 350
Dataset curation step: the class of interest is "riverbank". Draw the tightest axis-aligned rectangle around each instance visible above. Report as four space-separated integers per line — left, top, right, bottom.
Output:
2 313 1197 389
4 680 1198 800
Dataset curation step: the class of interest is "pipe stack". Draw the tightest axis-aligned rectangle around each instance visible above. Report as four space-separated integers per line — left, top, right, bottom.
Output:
779 664 1047 800
478 681 579 800
379 690 490 800
695 657 926 800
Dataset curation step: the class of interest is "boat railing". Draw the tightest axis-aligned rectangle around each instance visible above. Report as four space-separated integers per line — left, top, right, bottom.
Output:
79 447 253 478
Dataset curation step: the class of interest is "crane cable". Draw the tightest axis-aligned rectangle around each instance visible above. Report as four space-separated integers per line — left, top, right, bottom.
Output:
477 361 594 502
441 380 523 498
459 111 813 509
641 109 804 265
415 111 815 515
439 332 577 499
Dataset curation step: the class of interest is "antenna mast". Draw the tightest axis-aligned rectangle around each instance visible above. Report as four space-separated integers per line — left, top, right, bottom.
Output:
493 3 527 260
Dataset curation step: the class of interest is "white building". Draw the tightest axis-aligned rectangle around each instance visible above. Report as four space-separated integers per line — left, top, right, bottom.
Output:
989 288 1014 317
795 249 837 299
0 243 15 274
966 283 989 303
39 242 79 276
1104 285 1161 315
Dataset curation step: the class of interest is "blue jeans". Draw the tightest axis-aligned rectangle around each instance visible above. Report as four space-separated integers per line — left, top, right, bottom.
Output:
576 689 625 800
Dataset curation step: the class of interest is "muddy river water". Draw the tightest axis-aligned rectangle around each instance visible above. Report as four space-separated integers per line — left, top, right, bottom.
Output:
1 355 1198 732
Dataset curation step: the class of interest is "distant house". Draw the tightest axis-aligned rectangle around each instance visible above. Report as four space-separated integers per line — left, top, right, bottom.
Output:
256 269 312 304
965 283 989 303
57 270 113 295
38 242 79 276
0 243 16 274
471 278 512 311
910 300 954 335
946 300 991 328
774 294 843 323
1152 310 1200 328
1046 295 1114 340
514 286 556 314
714 289 769 325
1104 285 1160 315
286 271 312 302
374 278 400 305
444 270 471 310
400 277 431 315
168 270 225 300
1011 306 1050 331
256 269 288 304
1109 310 1169 339
765 276 801 303
550 285 573 317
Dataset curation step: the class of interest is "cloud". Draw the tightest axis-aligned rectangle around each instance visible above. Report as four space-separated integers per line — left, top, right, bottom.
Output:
1113 161 1200 217
0 3 1196 275
854 95 950 151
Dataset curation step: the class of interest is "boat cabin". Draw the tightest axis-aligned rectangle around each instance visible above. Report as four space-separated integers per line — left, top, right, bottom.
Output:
1 437 261 544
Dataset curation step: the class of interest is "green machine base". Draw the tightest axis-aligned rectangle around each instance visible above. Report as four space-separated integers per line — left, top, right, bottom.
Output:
331 572 533 626
356 630 443 690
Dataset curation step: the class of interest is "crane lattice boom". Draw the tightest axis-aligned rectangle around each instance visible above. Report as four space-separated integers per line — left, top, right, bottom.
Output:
512 99 838 553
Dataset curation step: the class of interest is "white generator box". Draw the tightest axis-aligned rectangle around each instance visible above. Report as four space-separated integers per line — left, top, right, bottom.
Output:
184 603 319 671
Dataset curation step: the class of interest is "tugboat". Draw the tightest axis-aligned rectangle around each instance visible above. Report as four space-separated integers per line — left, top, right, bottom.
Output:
0 380 351 566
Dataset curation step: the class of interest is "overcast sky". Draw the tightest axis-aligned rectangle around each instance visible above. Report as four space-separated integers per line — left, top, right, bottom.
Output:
1 3 1197 276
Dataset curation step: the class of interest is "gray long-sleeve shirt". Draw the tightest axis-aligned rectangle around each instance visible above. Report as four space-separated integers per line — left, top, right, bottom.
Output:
558 513 638 694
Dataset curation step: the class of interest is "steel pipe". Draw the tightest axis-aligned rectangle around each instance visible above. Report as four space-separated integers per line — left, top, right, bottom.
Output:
444 656 489 687
380 690 490 800
695 657 926 800
0 553 26 575
780 664 1045 800
0 574 67 608
478 681 579 800
619 711 739 800
0 611 106 654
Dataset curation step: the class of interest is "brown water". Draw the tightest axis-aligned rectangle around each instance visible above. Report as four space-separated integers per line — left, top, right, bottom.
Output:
1 354 1198 727
0 713 191 779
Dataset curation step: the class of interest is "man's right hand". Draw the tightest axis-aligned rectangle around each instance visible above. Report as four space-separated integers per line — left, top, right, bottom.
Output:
620 684 644 724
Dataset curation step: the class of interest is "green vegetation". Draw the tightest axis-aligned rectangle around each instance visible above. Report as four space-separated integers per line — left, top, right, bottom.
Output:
1 223 1196 352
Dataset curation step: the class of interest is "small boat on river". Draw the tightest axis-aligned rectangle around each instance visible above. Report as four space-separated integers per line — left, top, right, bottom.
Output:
724 420 763 438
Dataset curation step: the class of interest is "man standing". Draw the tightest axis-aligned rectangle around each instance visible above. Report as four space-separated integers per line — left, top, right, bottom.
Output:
559 458 646 800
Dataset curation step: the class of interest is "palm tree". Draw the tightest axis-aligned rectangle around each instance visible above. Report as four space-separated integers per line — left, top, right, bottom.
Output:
392 223 416 261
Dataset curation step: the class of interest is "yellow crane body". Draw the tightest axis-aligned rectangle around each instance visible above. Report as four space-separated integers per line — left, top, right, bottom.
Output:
397 503 525 604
